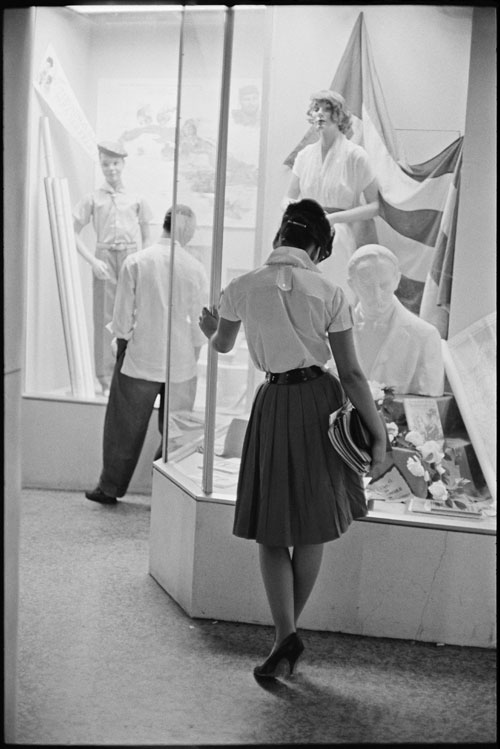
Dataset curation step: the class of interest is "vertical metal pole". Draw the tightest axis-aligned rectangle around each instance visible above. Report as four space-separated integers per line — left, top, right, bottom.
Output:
52 177 87 396
41 116 55 177
41 116 95 397
44 177 76 391
162 7 185 463
202 7 235 494
245 6 271 411
60 178 95 396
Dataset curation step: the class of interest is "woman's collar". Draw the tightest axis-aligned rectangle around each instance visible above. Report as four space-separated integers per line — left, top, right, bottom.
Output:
265 245 320 272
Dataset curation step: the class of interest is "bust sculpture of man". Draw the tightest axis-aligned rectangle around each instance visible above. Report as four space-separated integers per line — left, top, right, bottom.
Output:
347 244 444 396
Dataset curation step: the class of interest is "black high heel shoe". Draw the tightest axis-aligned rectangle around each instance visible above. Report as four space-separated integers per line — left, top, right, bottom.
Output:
253 632 305 679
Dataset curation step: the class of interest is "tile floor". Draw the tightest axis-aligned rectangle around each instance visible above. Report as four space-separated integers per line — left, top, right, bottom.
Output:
15 488 497 745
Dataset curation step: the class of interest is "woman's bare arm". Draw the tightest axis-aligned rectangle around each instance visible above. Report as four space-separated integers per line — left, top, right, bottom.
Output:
199 306 241 353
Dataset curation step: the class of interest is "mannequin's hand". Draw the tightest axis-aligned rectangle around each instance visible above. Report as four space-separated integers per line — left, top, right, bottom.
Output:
199 305 219 338
92 259 110 280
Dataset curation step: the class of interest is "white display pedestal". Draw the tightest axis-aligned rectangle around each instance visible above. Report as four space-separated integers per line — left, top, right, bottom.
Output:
21 395 160 493
149 461 496 648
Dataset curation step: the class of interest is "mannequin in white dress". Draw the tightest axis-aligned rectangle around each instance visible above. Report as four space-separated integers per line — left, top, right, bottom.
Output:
284 90 379 301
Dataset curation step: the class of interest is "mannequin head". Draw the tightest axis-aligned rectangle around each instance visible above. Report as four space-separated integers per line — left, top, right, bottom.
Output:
306 89 352 134
348 245 401 318
238 84 259 117
97 141 127 189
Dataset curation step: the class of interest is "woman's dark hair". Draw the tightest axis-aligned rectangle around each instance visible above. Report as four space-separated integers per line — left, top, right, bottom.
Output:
274 199 334 262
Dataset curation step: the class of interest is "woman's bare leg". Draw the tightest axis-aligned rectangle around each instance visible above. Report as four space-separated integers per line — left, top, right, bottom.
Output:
292 543 324 625
258 544 295 649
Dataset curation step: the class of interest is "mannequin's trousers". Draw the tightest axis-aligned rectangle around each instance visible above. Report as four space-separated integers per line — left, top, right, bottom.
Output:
98 351 197 497
93 247 135 390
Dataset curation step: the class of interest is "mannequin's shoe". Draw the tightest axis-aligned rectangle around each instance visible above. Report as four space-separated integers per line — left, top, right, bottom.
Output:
85 487 117 505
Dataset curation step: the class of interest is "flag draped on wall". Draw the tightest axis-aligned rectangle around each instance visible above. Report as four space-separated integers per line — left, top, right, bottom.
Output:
284 12 463 336
411 140 463 337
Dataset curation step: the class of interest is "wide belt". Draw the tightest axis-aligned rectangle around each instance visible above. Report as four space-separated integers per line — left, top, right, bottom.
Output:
96 242 137 251
266 366 325 385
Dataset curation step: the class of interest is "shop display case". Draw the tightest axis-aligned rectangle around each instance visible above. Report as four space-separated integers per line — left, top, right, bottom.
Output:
156 5 268 492
23 4 267 492
146 6 495 649
22 5 495 646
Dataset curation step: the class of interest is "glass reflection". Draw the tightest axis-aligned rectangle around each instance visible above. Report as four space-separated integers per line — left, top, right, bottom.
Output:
26 6 182 398
25 5 488 501
163 6 267 488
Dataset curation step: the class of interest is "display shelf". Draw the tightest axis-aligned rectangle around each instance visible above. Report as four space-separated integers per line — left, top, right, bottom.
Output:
364 498 496 535
149 460 496 647
154 457 496 535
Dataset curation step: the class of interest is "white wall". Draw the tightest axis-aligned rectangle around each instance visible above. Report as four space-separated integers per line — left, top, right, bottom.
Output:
3 8 35 741
449 6 496 337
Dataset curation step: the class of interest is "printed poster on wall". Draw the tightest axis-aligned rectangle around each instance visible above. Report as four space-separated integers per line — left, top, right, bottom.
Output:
34 44 97 161
96 78 261 228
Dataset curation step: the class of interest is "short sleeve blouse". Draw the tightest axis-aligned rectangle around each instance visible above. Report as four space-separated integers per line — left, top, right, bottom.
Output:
219 246 354 373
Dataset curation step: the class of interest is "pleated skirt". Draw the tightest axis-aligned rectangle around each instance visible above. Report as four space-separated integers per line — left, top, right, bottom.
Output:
233 370 367 546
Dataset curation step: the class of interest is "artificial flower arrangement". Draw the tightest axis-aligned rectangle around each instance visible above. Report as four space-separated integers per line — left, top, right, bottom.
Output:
367 381 483 513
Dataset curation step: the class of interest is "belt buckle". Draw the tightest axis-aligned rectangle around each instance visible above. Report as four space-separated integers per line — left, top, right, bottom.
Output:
115 242 126 251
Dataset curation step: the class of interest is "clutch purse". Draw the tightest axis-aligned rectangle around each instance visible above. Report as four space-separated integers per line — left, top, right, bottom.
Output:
328 400 372 474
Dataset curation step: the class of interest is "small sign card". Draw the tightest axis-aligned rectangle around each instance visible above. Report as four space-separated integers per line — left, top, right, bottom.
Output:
366 464 413 502
403 397 444 446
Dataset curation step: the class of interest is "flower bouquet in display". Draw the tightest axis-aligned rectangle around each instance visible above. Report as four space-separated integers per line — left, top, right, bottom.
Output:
365 382 494 518
402 431 481 518
363 382 415 503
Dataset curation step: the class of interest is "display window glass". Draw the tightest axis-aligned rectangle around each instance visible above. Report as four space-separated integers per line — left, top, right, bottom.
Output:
26 5 184 398
166 7 267 493
24 5 494 516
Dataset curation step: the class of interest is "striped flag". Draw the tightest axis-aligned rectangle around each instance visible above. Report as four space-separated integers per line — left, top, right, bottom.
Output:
284 12 463 329
409 140 463 337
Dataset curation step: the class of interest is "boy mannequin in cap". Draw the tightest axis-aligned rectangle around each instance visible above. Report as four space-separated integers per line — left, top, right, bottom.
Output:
73 141 153 394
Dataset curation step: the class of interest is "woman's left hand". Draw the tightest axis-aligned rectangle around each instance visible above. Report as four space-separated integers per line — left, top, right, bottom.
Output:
368 434 387 478
199 305 219 338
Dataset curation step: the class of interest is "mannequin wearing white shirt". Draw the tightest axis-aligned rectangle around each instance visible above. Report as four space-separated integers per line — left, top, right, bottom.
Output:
284 90 378 301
